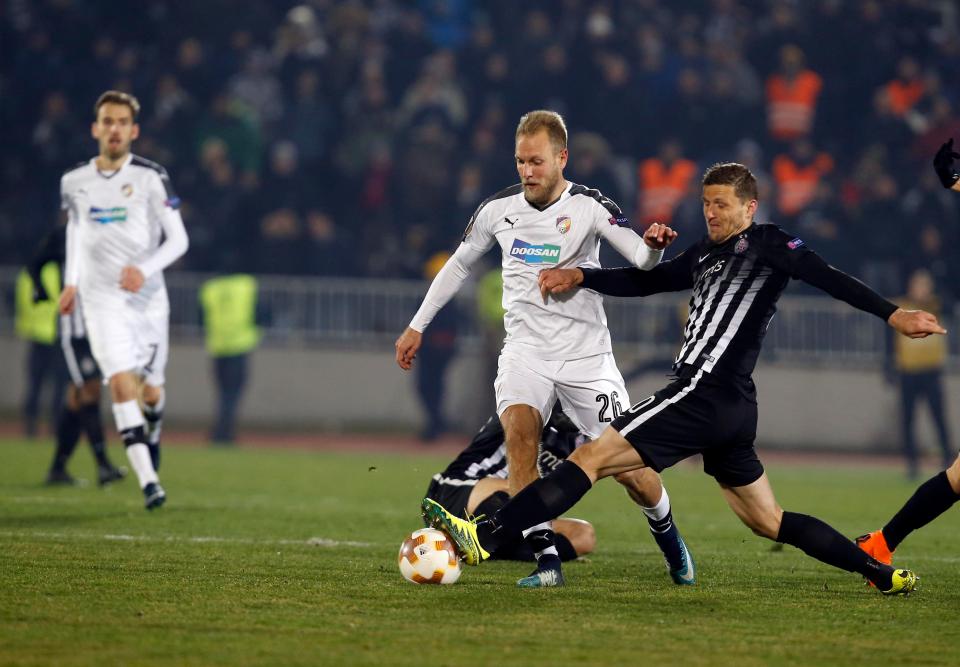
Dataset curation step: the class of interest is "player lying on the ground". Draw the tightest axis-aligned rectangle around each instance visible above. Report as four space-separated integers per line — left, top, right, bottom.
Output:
423 162 946 596
424 411 595 562
424 409 695 583
856 136 960 568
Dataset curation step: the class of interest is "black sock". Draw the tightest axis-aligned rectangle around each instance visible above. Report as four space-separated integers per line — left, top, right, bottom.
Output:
51 408 81 471
121 425 148 449
480 461 593 552
883 471 960 551
777 511 893 590
78 403 109 466
524 528 561 569
148 443 160 471
648 510 685 571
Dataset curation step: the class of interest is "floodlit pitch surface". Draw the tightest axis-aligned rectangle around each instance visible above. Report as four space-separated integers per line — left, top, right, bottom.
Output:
1 438 957 667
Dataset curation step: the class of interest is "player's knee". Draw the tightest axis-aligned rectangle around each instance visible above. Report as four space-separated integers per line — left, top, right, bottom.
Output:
570 521 596 556
946 456 960 493
613 468 660 504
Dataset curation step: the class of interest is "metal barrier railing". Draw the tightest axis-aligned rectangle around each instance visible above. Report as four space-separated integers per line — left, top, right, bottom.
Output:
2 266 955 368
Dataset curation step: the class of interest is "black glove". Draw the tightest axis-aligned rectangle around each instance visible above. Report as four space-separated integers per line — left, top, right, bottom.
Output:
933 138 960 189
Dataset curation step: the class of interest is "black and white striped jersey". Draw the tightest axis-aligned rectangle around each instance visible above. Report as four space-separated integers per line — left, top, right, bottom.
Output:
581 222 898 383
430 413 582 488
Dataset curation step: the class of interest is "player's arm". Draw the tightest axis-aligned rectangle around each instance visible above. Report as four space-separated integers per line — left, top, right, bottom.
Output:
933 138 960 192
60 182 82 315
396 241 488 369
759 227 946 338
126 169 189 291
539 243 696 300
26 226 64 302
597 205 677 269
397 204 496 369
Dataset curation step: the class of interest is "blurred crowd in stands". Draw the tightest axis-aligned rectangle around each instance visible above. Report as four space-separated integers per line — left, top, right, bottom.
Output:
2 0 960 298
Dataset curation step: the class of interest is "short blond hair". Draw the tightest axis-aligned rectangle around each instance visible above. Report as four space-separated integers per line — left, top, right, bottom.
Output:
516 110 567 153
94 90 141 121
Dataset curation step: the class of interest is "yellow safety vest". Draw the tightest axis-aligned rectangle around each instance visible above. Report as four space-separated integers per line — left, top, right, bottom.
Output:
15 264 60 344
199 274 260 356
476 269 505 328
894 297 946 373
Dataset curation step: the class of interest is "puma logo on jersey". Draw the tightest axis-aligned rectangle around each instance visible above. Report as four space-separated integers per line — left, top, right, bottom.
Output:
509 239 561 264
504 216 518 226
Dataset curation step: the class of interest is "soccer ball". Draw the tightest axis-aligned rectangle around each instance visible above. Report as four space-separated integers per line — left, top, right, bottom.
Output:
398 528 462 584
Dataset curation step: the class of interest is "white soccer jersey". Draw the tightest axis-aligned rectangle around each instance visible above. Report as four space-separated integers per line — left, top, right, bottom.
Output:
61 153 188 312
409 182 662 361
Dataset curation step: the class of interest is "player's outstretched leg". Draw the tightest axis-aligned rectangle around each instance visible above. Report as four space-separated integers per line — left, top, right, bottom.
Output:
856 462 960 566
722 475 918 595
425 458 597 566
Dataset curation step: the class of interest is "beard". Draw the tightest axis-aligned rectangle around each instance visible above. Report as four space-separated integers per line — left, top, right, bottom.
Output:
523 171 561 207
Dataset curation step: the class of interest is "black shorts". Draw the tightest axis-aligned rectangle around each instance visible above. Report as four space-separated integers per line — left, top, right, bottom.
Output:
611 370 763 487
424 475 476 519
61 336 101 387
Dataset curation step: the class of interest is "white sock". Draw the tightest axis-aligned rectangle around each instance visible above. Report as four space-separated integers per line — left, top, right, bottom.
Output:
522 521 553 539
126 443 159 489
642 485 671 525
112 400 158 489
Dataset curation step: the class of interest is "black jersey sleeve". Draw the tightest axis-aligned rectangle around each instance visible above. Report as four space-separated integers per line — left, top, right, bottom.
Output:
755 225 897 321
26 226 67 301
580 243 698 297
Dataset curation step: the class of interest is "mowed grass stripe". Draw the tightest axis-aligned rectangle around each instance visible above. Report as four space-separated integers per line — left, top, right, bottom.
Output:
1 438 957 667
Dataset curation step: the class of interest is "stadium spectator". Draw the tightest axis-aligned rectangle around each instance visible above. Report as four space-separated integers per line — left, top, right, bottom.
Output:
771 140 833 220
764 44 822 143
635 138 698 228
886 269 953 479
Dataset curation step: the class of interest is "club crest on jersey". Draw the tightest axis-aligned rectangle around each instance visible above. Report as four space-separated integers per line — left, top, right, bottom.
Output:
735 237 749 254
787 237 804 250
509 239 561 265
121 183 134 197
89 206 127 224
556 215 572 234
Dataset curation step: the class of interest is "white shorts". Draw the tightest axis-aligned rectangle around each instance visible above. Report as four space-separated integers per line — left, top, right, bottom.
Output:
494 350 630 439
84 305 169 386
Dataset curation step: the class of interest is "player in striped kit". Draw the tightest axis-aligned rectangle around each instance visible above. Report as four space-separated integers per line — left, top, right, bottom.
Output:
27 224 126 486
59 91 189 509
424 162 944 595
397 110 694 588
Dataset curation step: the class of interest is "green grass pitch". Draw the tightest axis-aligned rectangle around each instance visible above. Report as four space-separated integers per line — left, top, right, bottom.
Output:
1 438 957 666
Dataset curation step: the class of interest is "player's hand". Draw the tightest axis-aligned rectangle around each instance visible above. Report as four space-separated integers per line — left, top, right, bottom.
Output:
58 285 77 315
395 327 422 370
888 308 947 339
538 268 583 302
643 222 678 250
933 138 960 189
119 265 145 292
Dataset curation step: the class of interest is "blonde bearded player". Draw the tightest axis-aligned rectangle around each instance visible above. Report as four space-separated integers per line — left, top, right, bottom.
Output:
396 110 695 588
59 91 188 510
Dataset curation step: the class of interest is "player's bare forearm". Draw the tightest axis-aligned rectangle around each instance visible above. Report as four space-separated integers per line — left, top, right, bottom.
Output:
888 308 947 339
538 268 583 301
395 326 422 370
58 286 77 315
643 222 678 250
